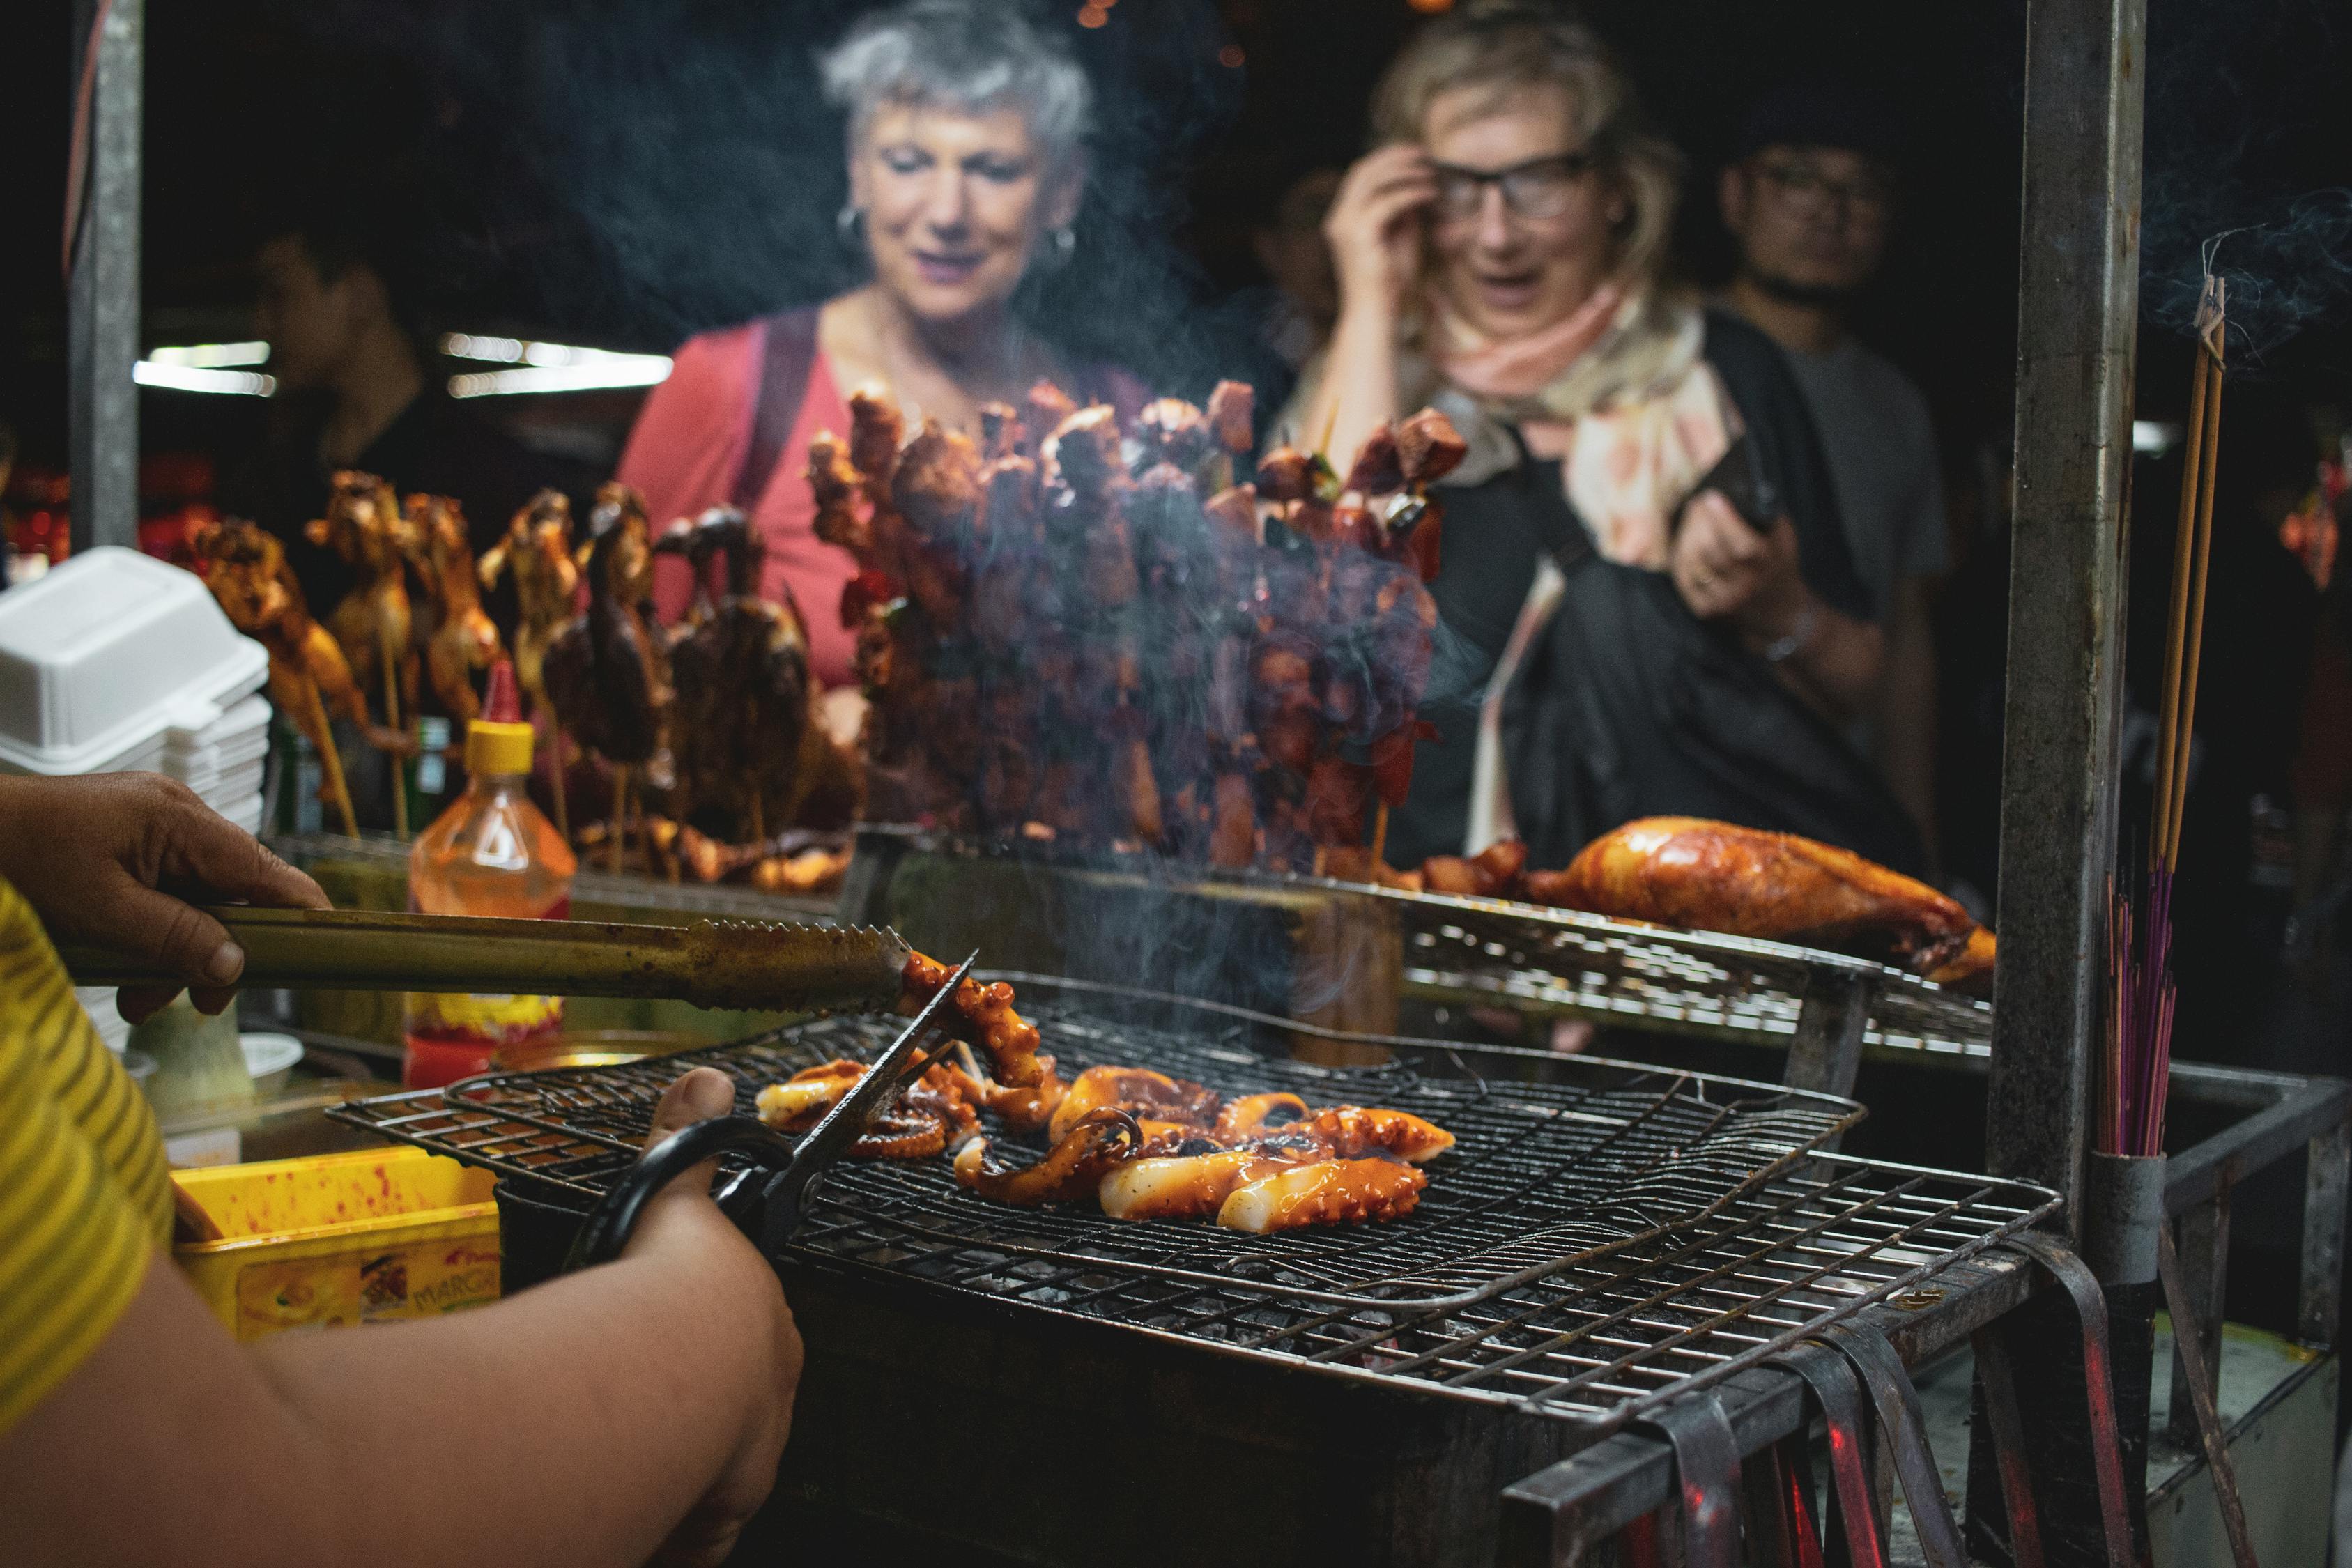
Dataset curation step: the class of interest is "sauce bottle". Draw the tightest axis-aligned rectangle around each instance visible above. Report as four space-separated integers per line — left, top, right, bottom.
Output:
403 661 577 1089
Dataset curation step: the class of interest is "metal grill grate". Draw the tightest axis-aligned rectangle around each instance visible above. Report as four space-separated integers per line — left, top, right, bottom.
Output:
330 987 2051 1429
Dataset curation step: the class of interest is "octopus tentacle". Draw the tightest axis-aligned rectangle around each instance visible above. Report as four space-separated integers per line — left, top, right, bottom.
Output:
850 1105 949 1159
947 1044 1068 1135
902 951 1044 1086
754 1059 866 1130
1214 1091 1311 1139
1215 1156 1429 1232
1100 1146 1312 1221
1300 1105 1456 1163
1047 1066 1221 1142
954 1107 1142 1205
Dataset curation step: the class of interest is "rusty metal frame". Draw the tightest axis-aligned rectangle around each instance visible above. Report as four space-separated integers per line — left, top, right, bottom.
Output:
67 0 142 552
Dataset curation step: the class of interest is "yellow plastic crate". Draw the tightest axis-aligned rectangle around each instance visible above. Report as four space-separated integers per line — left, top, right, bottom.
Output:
172 1147 500 1340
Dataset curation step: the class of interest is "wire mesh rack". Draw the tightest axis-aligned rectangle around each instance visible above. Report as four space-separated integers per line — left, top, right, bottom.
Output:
847 829 1994 1065
332 983 2050 1431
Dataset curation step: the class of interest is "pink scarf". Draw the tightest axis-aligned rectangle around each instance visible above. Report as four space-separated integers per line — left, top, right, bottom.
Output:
1422 284 1732 571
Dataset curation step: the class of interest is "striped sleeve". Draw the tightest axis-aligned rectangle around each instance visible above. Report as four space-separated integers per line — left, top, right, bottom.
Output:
0 879 172 1435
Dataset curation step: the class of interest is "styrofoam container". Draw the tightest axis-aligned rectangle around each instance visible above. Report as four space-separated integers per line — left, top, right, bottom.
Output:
221 793 265 835
0 548 269 777
165 693 272 759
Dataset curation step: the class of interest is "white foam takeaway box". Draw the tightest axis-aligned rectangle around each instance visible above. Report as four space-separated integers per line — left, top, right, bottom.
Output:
0 548 268 778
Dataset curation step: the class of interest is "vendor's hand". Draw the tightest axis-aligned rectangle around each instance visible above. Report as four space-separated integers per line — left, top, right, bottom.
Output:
627 1068 801 1568
0 771 329 1023
1671 495 1810 640
1325 143 1437 321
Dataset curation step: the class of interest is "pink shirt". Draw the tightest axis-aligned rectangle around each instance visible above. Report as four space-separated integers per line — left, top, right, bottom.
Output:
615 320 859 689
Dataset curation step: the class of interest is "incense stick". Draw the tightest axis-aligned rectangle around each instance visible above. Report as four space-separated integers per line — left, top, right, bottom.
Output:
2150 351 2210 861
2165 319 2226 869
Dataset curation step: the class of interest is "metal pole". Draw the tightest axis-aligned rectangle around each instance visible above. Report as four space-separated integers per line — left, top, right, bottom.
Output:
1983 0 2146 1226
68 0 143 553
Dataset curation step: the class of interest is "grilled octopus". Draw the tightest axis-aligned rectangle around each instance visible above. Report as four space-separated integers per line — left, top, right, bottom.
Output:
1046 1065 1221 1142
944 1045 1068 1135
953 1107 1142 1205
902 951 1045 1087
753 1058 980 1158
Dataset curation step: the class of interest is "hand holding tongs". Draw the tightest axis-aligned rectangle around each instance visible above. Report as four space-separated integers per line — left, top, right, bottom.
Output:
56 905 914 1017
560 953 978 1271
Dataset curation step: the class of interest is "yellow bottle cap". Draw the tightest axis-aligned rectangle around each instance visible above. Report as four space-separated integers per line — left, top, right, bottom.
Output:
466 719 535 776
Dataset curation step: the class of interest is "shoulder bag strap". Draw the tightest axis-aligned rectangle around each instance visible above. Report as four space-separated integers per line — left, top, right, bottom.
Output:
730 307 823 512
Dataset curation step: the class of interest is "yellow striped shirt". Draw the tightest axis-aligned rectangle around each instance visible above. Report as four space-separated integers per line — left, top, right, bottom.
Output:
0 875 172 1434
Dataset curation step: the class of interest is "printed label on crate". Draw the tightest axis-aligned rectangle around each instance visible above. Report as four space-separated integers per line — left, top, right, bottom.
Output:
234 1241 500 1339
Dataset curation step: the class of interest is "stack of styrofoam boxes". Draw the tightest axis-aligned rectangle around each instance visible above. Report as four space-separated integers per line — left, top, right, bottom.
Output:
0 547 274 1045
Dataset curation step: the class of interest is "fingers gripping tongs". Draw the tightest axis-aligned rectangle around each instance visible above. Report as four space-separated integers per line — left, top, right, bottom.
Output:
561 953 978 1273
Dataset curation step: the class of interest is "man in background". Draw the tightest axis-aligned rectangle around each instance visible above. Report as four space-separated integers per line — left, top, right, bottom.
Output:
1719 79 1947 863
220 197 582 617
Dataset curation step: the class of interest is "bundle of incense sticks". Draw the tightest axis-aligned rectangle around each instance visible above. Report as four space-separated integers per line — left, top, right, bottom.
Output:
2104 276 2227 1158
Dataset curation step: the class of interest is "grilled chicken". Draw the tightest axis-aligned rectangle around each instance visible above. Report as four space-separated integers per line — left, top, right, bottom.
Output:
401 494 505 724
478 489 580 721
543 484 670 769
306 471 418 729
1525 816 1988 977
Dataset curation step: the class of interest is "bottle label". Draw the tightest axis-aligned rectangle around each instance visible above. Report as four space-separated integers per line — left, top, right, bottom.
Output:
403 896 571 1054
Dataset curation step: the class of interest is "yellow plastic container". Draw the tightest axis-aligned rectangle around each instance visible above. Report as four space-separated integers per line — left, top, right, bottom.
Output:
172 1147 500 1340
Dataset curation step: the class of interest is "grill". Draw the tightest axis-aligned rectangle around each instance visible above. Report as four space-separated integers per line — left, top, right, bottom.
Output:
332 979 2051 1437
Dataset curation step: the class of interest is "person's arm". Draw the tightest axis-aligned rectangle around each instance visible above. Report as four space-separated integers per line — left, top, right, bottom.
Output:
1670 494 1884 719
1875 575 1941 863
1293 144 1436 465
1 1069 799 1568
0 771 801 1567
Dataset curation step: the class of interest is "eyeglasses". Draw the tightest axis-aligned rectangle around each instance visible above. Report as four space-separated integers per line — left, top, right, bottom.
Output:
1429 151 1601 223
1753 160 1893 224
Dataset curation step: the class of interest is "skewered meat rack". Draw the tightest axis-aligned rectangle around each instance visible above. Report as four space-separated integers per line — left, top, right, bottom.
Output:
333 980 2049 1434
842 827 1995 1072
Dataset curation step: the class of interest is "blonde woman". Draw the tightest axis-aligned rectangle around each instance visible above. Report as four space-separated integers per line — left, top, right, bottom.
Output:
1293 1 1919 873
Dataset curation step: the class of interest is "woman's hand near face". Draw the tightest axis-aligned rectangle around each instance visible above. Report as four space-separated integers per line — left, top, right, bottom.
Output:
1323 144 1438 324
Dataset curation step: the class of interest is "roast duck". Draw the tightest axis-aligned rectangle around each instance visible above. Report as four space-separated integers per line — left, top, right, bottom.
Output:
1527 817 1994 985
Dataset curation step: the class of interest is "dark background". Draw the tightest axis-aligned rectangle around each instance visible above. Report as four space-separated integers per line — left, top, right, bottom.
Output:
6 0 2349 472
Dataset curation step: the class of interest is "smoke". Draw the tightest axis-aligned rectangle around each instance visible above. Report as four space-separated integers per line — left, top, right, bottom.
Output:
254 0 1259 392
2139 0 2352 364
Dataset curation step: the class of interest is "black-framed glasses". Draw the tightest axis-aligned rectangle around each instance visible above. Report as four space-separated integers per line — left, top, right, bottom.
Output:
1753 159 1893 223
1429 151 1601 222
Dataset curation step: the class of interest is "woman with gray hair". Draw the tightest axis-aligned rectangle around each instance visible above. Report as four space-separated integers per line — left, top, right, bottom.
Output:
617 0 1139 693
1292 1 1921 878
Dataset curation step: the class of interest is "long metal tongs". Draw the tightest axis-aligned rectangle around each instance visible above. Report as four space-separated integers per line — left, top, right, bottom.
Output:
56 905 913 1016
561 952 978 1271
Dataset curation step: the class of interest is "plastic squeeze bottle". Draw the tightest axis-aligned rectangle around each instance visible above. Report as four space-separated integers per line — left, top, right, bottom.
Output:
403 661 578 1089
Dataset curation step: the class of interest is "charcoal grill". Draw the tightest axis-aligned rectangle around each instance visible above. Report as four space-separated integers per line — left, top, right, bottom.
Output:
332 981 2056 1564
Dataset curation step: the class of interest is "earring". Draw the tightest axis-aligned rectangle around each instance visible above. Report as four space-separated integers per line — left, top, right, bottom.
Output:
1049 224 1076 267
836 203 866 249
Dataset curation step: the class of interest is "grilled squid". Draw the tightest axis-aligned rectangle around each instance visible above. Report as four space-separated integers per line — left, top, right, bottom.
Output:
1214 1092 1311 1139
753 1059 866 1130
1301 1105 1457 1164
954 1107 1142 1205
944 1044 1068 1135
902 951 1045 1087
1215 1156 1429 1233
1099 1147 1309 1221
1047 1065 1221 1142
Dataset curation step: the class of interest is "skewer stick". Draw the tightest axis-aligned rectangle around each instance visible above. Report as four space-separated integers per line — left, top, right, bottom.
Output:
302 682 361 839
541 702 571 842
377 625 409 840
610 766 630 873
2165 336 2225 870
1370 803 1390 873
2150 351 2211 863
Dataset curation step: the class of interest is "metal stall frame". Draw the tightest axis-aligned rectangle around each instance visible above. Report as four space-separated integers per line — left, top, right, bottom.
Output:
68 0 143 553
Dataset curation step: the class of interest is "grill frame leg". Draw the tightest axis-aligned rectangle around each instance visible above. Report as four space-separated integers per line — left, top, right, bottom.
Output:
1638 1392 1744 1568
1820 1323 1969 1568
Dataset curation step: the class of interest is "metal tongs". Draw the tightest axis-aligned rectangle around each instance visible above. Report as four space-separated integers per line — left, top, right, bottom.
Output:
560 952 978 1271
57 905 914 1017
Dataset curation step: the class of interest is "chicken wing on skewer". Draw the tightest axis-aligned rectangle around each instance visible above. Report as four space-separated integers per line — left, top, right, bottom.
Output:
306 472 419 732
402 494 505 725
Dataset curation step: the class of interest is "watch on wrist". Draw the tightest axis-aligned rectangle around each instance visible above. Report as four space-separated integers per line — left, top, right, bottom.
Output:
1763 601 1820 663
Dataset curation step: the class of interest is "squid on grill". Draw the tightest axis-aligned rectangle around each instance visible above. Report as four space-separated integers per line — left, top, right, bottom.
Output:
1213 1091 1311 1139
1216 1155 1429 1233
954 1107 1142 1206
943 1045 1068 1135
1300 1106 1457 1164
1047 1065 1222 1142
1098 1148 1301 1222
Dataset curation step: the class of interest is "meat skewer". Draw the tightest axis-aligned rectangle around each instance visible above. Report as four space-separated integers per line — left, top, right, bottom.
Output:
401 494 505 726
543 484 670 870
307 471 419 836
479 490 581 839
